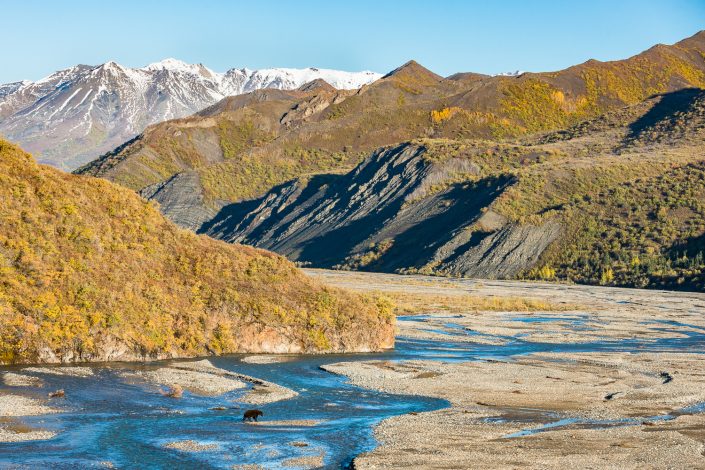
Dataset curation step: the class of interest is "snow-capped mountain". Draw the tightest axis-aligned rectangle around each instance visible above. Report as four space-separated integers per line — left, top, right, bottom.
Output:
0 59 381 169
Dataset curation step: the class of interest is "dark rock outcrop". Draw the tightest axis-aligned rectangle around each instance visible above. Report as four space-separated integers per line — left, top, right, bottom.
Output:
200 143 561 278
140 171 219 230
440 223 561 278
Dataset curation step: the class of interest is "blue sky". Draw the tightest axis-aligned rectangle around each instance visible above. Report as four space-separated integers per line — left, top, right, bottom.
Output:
1 0 703 83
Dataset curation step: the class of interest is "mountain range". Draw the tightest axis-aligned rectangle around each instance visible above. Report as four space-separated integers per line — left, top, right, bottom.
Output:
201 88 705 290
75 31 705 291
0 30 700 299
0 59 380 169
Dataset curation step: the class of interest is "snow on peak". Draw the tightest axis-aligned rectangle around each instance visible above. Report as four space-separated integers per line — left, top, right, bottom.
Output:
145 58 190 71
101 60 124 70
0 59 382 169
0 80 32 98
239 66 382 91
138 59 381 90
494 70 525 77
143 58 214 77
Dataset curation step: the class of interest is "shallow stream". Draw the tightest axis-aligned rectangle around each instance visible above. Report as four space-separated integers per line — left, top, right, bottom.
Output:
1 312 705 469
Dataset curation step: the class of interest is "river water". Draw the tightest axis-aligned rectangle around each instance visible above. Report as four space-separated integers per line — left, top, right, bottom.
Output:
0 350 447 469
1 313 705 469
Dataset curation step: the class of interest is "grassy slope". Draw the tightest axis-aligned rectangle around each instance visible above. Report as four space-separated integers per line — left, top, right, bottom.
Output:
532 159 705 290
0 140 393 364
97 87 703 292
70 34 705 291
408 88 705 291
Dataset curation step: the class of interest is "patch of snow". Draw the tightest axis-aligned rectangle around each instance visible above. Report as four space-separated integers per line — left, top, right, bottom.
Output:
493 70 526 77
75 88 93 108
51 87 83 117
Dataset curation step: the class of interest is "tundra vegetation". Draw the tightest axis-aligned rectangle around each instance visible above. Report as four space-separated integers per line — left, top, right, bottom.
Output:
0 140 394 364
78 32 705 211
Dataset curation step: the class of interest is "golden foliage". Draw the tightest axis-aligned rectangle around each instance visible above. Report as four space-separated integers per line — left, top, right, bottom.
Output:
431 107 463 124
0 140 394 363
529 265 557 281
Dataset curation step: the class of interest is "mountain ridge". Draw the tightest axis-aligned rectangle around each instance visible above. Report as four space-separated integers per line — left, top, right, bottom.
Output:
197 88 705 291
77 31 705 230
0 59 381 169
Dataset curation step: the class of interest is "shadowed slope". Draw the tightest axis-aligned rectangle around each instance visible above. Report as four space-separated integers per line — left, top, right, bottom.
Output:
203 88 705 290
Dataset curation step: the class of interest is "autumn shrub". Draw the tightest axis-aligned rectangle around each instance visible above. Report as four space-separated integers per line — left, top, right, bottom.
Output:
0 140 394 363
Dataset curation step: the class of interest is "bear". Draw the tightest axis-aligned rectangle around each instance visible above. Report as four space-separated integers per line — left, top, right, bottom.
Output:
243 409 264 422
48 389 65 398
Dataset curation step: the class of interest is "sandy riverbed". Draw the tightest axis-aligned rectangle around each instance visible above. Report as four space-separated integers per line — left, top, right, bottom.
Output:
308 269 705 469
23 366 94 377
0 395 59 442
120 359 298 404
2 372 43 387
307 269 705 345
240 355 289 364
163 439 219 452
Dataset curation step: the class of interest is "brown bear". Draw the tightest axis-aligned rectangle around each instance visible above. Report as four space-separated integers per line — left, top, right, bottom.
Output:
243 409 264 422
48 389 65 398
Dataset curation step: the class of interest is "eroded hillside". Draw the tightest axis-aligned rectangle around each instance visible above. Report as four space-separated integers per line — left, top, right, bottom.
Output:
76 32 705 230
201 89 705 291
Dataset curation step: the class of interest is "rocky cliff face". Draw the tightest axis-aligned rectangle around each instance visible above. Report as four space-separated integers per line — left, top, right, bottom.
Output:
139 171 218 231
193 88 705 290
199 143 560 279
